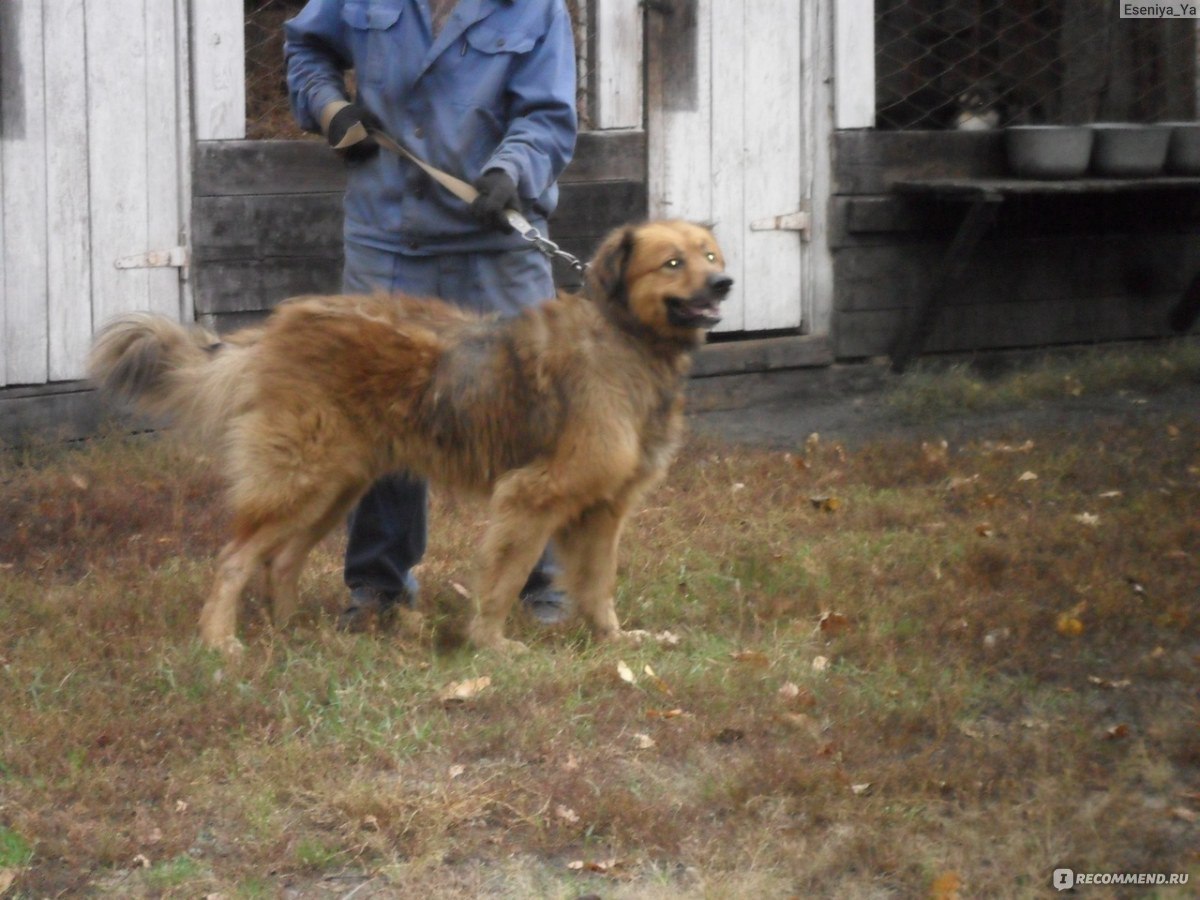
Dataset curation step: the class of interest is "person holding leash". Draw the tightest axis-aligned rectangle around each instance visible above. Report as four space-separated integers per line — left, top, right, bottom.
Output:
284 0 578 630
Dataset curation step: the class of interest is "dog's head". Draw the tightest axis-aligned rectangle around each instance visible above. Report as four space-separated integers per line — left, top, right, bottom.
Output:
584 221 733 346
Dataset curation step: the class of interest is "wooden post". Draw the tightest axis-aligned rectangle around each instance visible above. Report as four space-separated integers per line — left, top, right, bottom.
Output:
592 0 643 129
191 0 246 141
834 0 874 129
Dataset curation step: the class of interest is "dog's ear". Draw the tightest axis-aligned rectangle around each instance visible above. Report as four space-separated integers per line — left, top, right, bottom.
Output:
584 225 638 305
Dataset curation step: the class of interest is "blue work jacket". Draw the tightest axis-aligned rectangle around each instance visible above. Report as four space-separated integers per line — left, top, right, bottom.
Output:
285 0 577 255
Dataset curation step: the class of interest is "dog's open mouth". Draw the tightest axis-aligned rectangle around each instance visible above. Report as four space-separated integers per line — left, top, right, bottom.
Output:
666 295 724 329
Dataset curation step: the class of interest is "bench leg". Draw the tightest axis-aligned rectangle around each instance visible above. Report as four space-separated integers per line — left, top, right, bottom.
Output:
890 196 1002 374
1168 270 1200 334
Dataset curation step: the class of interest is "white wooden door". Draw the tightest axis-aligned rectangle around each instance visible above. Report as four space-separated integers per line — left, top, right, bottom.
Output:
647 0 833 335
0 0 190 388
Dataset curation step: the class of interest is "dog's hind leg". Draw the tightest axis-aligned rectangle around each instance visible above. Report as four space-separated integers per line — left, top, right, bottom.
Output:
265 485 363 630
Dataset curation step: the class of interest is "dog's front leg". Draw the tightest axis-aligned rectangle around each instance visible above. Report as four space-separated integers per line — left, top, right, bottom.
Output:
468 477 563 654
556 501 628 642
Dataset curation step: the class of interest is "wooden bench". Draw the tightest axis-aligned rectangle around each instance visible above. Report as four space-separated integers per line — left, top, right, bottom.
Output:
888 176 1200 372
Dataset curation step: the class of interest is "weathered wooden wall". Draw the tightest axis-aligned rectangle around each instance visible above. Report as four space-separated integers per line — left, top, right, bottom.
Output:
192 131 647 332
830 131 1200 360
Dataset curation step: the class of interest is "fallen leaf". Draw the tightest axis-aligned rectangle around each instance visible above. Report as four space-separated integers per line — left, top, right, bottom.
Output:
451 582 472 599
809 495 841 513
555 804 580 824
568 858 620 874
730 649 770 668
448 764 465 779
653 630 682 647
1087 676 1132 690
777 681 802 701
0 871 16 895
975 522 995 538
69 473 89 491
930 870 963 900
132 854 152 869
646 708 685 719
811 655 830 673
361 814 380 832
850 782 873 796
1055 612 1085 638
1104 723 1131 740
642 665 673 695
731 482 746 493
437 675 492 704
817 611 852 636
1171 806 1198 823
982 439 1035 455
1098 490 1123 499
632 732 656 750
1018 470 1038 482
616 660 636 684
1073 512 1101 527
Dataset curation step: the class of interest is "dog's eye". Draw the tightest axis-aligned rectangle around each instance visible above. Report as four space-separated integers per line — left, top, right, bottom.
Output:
664 258 683 270
704 251 717 263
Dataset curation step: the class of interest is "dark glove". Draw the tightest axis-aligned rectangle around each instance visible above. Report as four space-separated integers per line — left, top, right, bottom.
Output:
470 170 519 232
319 100 380 161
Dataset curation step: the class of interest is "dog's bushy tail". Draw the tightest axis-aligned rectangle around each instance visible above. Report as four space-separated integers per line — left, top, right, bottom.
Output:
88 313 253 442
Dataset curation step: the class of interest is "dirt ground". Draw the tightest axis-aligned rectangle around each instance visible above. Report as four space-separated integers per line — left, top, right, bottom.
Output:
687 352 1200 452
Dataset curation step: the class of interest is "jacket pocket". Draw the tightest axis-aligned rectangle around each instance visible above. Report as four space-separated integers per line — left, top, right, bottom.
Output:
464 22 539 56
340 2 402 85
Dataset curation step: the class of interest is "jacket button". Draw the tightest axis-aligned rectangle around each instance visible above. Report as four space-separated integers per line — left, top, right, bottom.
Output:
414 126 424 139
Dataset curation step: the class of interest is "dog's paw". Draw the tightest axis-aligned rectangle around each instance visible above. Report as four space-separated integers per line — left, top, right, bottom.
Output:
478 636 530 656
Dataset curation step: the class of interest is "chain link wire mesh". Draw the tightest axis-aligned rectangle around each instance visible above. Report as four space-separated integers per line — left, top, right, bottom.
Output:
244 0 594 139
875 0 1197 129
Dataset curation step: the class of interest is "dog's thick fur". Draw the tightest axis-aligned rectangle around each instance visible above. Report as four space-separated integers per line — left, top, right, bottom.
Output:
88 221 732 652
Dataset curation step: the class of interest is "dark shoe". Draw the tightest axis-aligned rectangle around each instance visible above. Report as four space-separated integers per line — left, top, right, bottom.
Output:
337 584 416 633
520 583 571 625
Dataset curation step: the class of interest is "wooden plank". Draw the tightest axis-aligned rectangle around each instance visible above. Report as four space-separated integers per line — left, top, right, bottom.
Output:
45 0 93 381
552 181 647 237
647 0 713 223
709 1 746 331
0 382 120 445
191 0 246 140
835 293 1193 360
561 131 645 183
833 0 875 129
191 193 345 262
193 259 343 314
2 0 49 385
146 0 185 321
693 334 834 377
800 0 836 337
593 0 642 129
833 131 1007 195
194 140 343 197
193 132 646 197
86 0 151 327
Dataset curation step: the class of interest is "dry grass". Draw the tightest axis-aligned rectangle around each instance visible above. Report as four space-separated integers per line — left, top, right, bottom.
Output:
1 356 1198 898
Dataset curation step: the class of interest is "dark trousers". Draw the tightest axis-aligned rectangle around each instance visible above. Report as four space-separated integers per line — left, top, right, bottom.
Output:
342 242 559 599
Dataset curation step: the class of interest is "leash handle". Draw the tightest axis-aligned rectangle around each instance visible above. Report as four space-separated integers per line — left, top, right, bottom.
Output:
369 126 588 273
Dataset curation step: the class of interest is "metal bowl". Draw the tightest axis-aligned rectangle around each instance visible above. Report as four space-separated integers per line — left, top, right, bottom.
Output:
1089 123 1170 176
1005 126 1093 179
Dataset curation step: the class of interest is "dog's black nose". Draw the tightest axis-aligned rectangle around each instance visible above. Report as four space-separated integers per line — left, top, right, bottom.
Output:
707 272 734 297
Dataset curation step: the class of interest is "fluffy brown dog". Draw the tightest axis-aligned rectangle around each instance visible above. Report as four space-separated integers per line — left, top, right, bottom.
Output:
88 221 732 653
